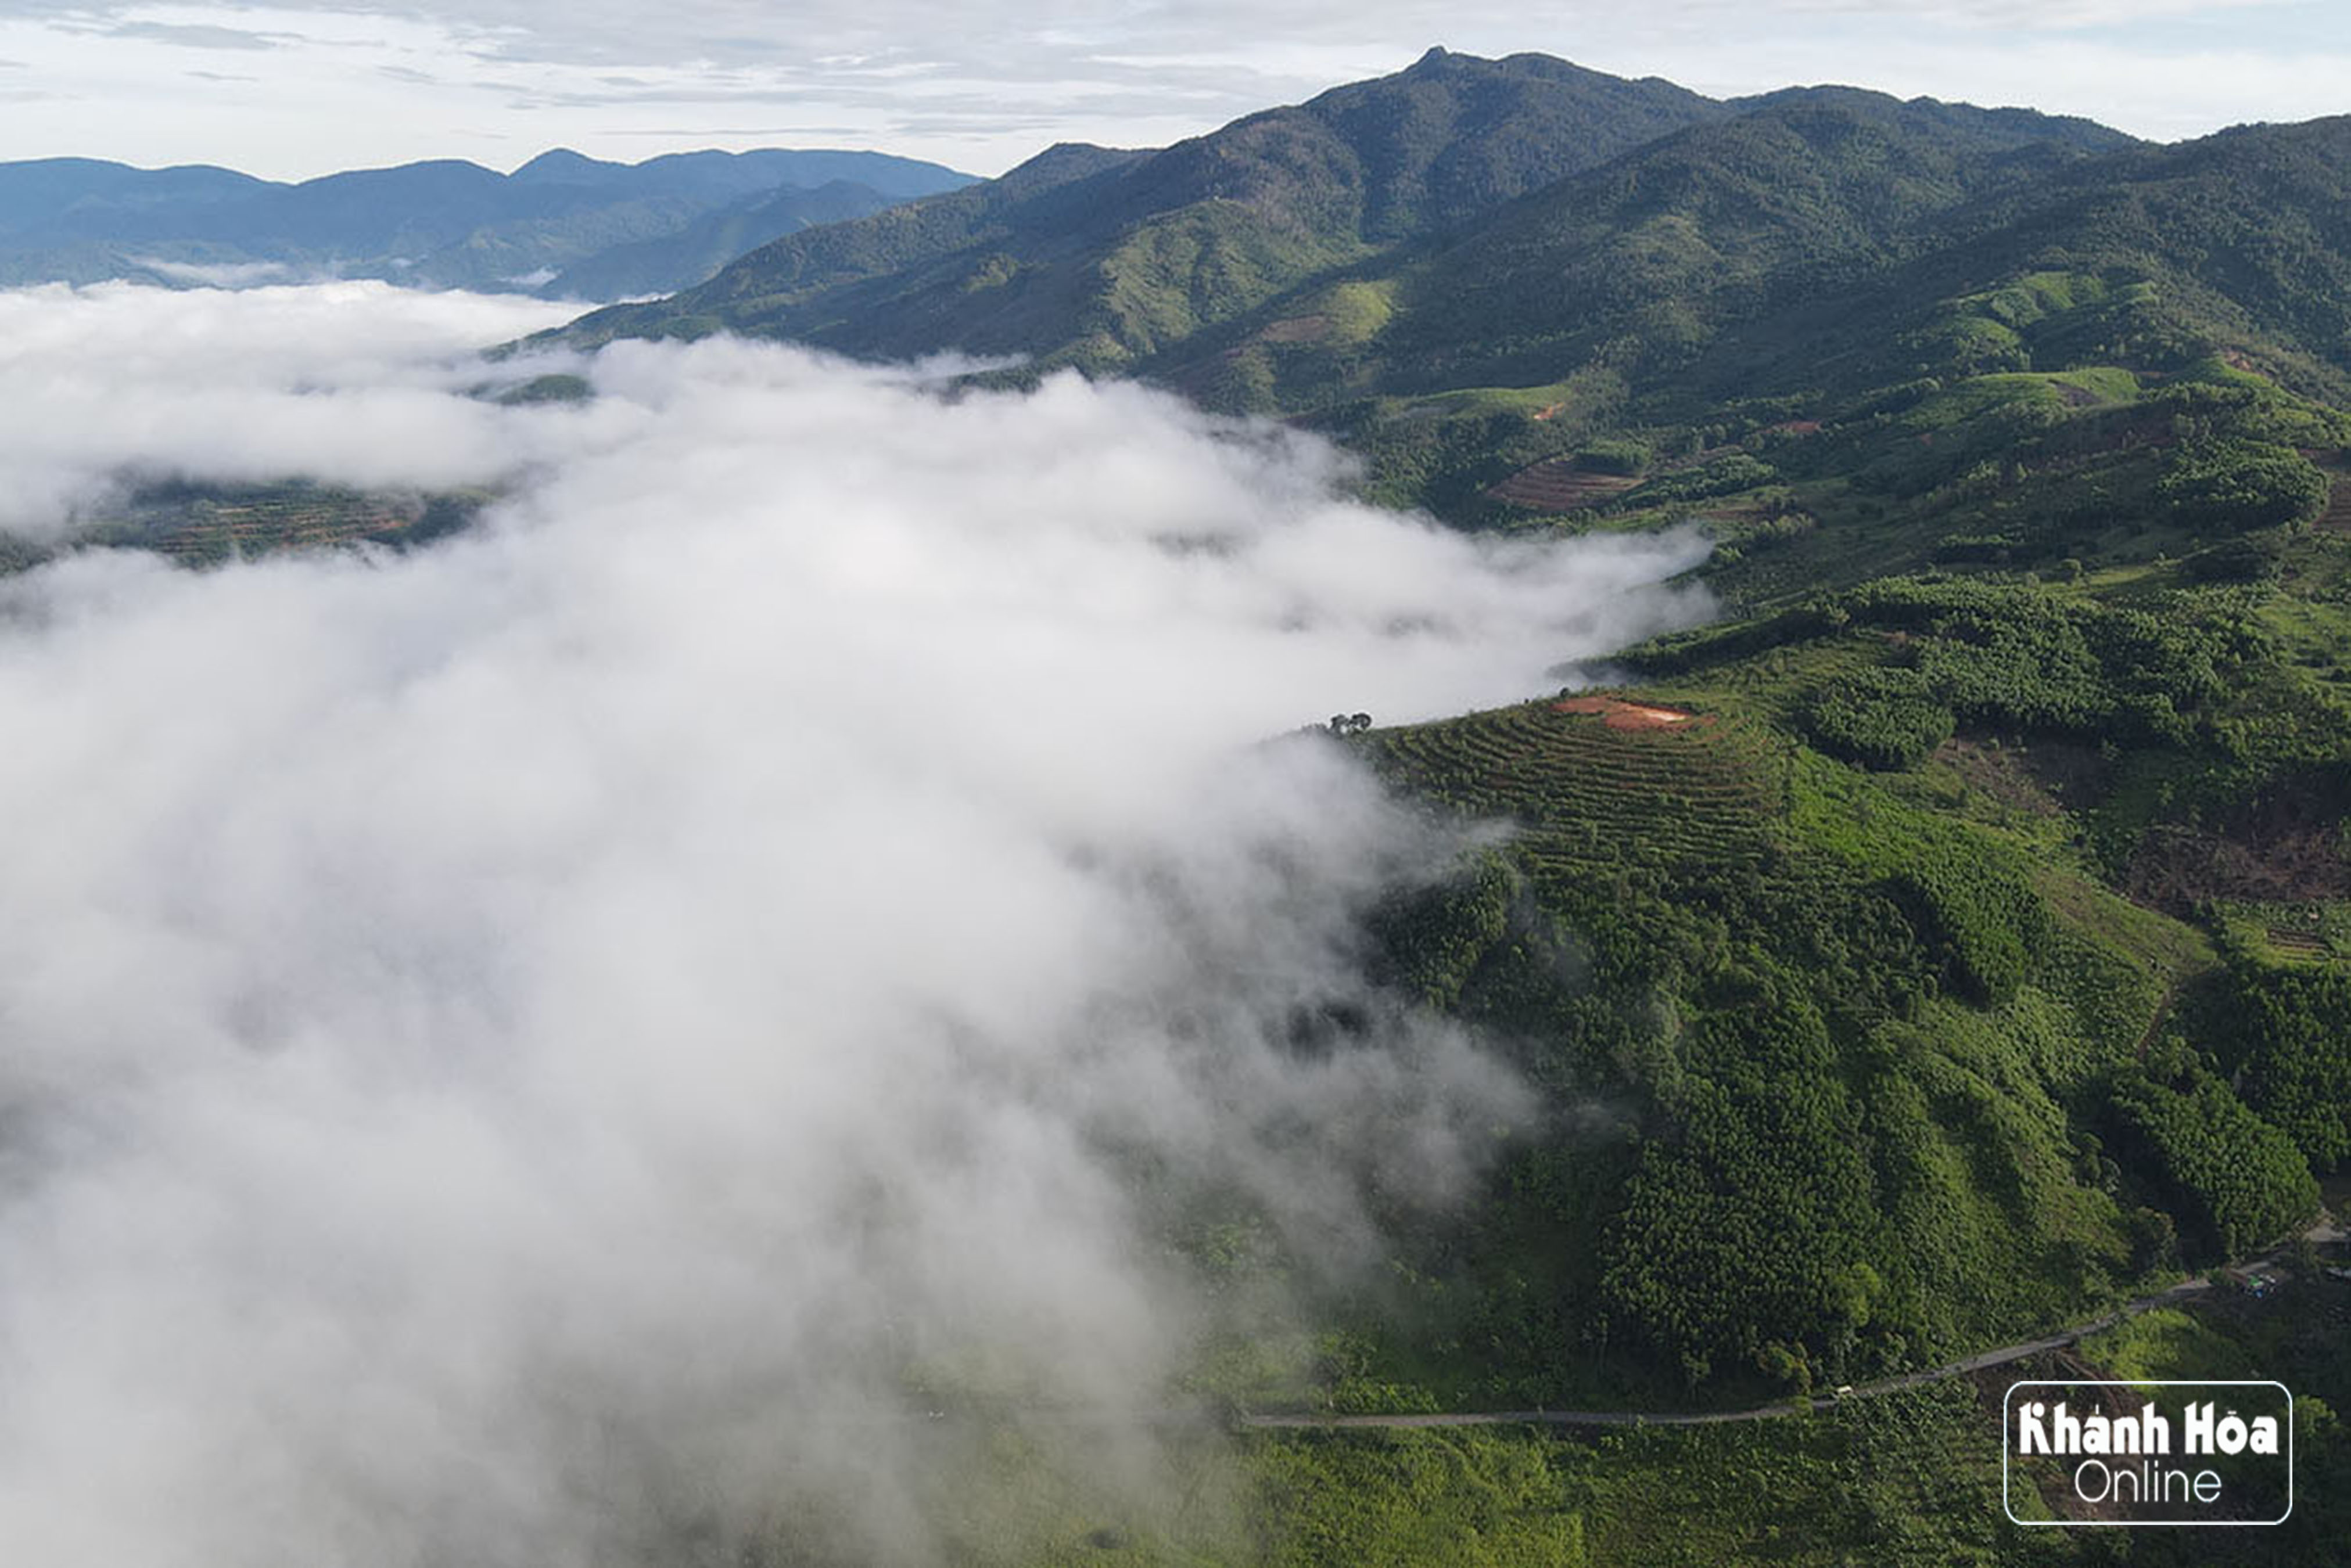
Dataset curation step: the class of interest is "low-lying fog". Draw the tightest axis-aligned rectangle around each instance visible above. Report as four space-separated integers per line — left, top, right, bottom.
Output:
0 282 1712 1565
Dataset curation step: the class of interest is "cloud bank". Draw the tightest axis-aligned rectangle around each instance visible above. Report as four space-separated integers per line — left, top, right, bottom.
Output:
0 282 1711 1564
0 282 581 531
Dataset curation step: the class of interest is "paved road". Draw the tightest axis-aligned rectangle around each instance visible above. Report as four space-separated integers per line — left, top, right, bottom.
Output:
1237 1275 2220 1432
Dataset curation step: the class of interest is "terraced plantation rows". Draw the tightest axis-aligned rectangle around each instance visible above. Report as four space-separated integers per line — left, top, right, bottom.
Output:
82 484 470 564
1366 697 1784 875
2266 925 2335 961
1484 458 1639 513
2317 473 2351 535
145 495 422 562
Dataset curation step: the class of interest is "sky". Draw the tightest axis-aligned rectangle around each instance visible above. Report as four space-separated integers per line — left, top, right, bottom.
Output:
0 0 2343 178
0 280 1713 1562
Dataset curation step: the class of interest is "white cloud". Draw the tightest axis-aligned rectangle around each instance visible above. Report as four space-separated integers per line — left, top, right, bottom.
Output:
123 254 293 284
0 283 1711 1563
0 282 581 529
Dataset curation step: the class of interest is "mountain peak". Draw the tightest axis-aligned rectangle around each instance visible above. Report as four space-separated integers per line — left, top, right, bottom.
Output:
510 148 622 184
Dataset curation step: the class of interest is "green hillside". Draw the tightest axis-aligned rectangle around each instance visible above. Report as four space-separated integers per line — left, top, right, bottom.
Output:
59 479 490 564
565 57 2351 1558
45 49 2351 1562
556 49 1723 365
1313 544 2344 1394
1160 89 2138 416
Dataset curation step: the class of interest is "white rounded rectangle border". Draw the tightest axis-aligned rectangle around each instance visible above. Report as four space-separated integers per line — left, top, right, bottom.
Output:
2002 1379 2293 1527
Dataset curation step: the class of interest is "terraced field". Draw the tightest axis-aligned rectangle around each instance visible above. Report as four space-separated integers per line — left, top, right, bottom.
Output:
2267 926 2333 960
2317 472 2351 535
78 483 477 564
1365 696 1784 875
1484 458 1639 513
145 499 420 560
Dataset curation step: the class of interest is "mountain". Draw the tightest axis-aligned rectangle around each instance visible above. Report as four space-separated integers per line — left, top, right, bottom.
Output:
559 48 1724 361
1139 96 2351 1461
536 179 935 301
540 59 2351 1555
1670 112 2351 409
0 157 270 233
1148 86 2141 412
505 145 967 203
24 53 2351 1557
0 147 977 299
1244 110 2351 533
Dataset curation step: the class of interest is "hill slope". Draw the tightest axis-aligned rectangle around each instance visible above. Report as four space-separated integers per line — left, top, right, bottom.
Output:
558 49 1724 365
550 60 2351 1531
1153 87 2138 415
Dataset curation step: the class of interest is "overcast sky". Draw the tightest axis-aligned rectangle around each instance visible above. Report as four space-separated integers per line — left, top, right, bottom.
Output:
0 2 2345 181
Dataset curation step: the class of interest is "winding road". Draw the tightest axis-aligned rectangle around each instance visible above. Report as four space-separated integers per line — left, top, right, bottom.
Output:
1238 1275 2227 1432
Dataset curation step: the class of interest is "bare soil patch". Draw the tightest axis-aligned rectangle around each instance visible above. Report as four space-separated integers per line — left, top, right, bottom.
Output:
2126 781 2351 911
1257 315 1329 344
1552 696 1710 731
1934 735 2066 817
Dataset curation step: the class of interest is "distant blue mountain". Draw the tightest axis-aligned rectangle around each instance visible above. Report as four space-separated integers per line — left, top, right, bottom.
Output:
0 148 976 299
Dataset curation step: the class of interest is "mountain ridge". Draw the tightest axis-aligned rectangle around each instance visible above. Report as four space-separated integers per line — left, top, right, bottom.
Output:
521 66 2351 1504
0 146 977 299
555 49 1731 362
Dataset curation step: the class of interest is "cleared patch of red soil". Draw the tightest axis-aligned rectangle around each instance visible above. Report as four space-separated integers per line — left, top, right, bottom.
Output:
1552 696 1712 731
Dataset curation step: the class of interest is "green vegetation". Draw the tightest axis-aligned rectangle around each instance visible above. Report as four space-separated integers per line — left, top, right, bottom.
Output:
66 479 491 564
2104 1068 2320 1260
559 49 1722 365
533 56 2351 1563
2205 924 2351 1170
734 1391 2047 1566
37 51 2351 1562
1147 341 2350 1445
1291 509 2348 1414
1802 667 1954 770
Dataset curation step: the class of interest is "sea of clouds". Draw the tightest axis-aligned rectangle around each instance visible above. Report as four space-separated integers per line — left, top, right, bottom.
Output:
0 281 1713 1565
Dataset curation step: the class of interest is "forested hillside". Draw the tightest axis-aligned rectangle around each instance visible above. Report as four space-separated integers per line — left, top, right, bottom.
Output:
369 39 2351 1472
549 53 2351 1559
558 49 1725 363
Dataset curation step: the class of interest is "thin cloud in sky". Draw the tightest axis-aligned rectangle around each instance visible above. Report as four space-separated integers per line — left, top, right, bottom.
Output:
97 17 288 47
0 0 2339 175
